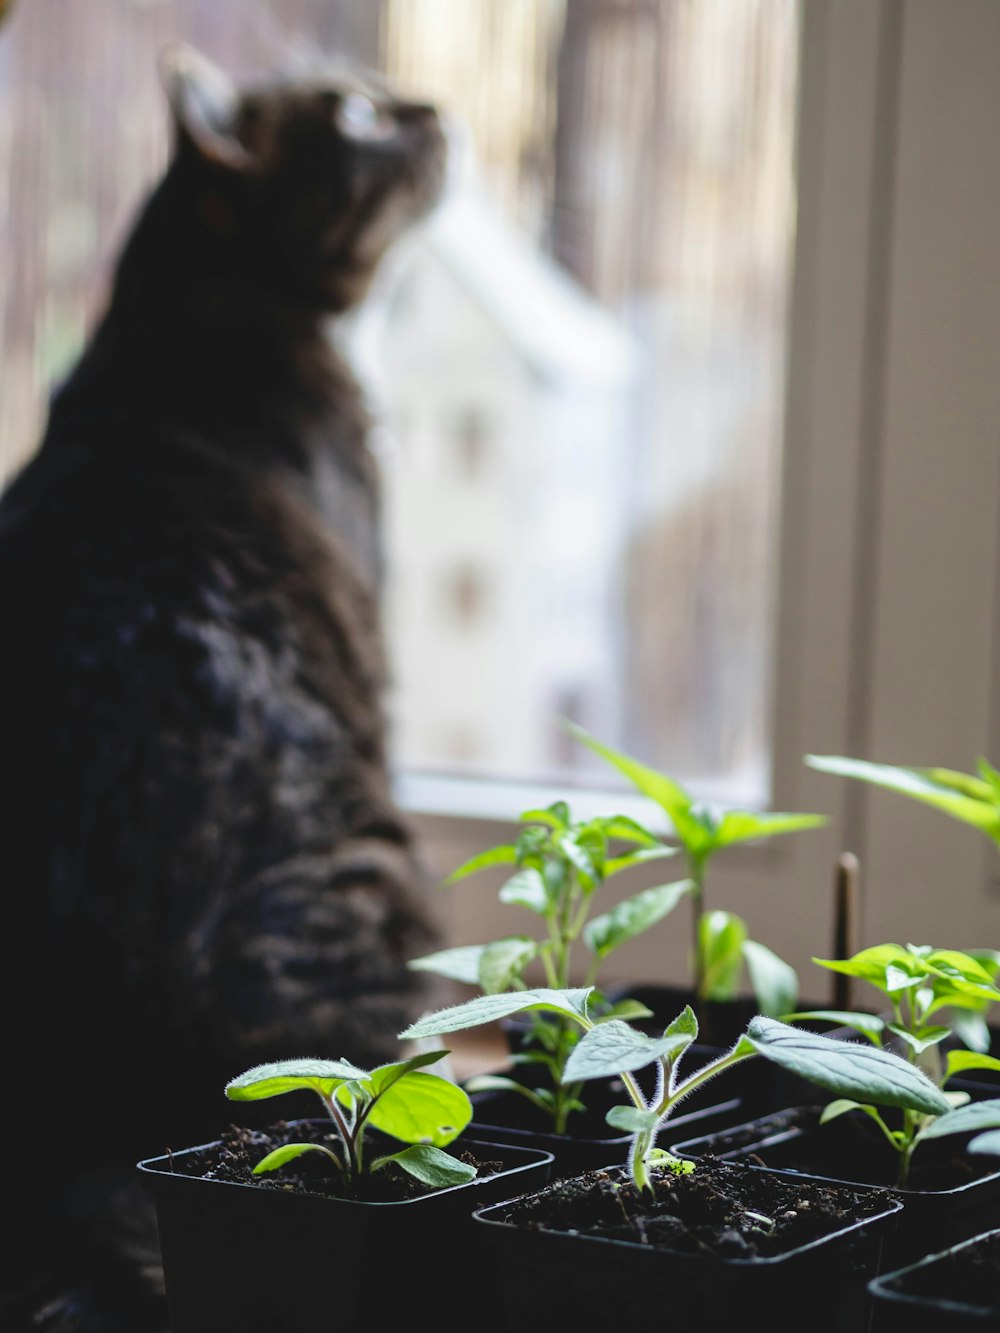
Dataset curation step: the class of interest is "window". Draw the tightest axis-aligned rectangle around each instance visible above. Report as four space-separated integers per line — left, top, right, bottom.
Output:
2 2 998 977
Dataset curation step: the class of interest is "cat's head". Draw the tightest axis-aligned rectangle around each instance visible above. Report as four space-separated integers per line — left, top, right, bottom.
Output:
159 45 449 315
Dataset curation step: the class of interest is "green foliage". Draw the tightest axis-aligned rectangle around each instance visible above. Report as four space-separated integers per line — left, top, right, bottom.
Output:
401 987 949 1194
783 943 1000 1187
566 722 826 1015
805 754 1000 849
407 800 691 1134
224 1051 477 1190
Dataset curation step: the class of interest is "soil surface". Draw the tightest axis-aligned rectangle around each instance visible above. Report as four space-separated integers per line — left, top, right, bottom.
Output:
161 1120 506 1203
486 1157 898 1258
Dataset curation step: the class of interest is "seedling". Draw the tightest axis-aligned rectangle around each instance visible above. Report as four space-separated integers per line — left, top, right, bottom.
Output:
782 942 1000 1187
407 800 690 1133
400 986 950 1193
567 722 826 1021
224 1050 477 1190
806 752 1000 1045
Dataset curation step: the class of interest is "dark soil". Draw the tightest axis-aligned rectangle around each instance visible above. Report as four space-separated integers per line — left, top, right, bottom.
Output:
486 1156 898 1258
162 1119 505 1203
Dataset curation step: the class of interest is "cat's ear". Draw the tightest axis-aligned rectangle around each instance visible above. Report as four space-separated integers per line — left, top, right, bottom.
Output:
159 44 253 172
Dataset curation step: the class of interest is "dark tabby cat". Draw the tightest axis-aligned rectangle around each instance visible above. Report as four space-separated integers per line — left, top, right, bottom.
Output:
0 45 451 1331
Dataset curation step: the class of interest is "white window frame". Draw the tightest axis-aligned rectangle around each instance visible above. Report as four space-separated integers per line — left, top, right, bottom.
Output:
398 0 1000 993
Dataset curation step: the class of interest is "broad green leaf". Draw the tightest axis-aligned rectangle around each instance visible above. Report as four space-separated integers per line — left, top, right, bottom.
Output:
365 1068 472 1147
945 1049 1000 1080
781 1010 887 1045
917 1097 1000 1142
374 1144 477 1187
443 844 518 883
811 944 925 994
225 1057 368 1102
589 814 666 847
926 949 1000 990
804 755 1000 842
399 987 594 1040
699 910 746 1000
607 1104 659 1134
885 1023 949 1057
562 1020 690 1082
712 808 827 850
583 879 695 959
499 867 549 914
745 1017 952 1116
743 938 799 1017
968 1129 1000 1157
406 944 485 986
479 936 538 993
251 1142 341 1174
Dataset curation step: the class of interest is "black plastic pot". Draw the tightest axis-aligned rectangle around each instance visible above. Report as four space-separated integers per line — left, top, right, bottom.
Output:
867 1226 1000 1330
472 1156 904 1333
137 1120 553 1333
671 1104 1000 1271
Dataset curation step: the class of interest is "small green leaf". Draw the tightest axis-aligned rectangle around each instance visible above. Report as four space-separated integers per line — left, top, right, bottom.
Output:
374 1144 478 1187
699 910 746 1000
583 879 695 959
399 987 594 1040
225 1057 367 1103
946 1050 1000 1080
406 944 486 986
743 938 799 1018
745 1017 952 1116
917 1097 1000 1142
252 1142 342 1174
478 936 538 993
562 1020 690 1082
499 867 549 914
607 1104 658 1134
968 1129 1000 1157
712 808 827 850
443 844 518 883
364 1066 473 1147
518 803 569 830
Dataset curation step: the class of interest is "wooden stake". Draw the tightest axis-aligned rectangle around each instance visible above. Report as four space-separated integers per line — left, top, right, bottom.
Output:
832 852 859 1009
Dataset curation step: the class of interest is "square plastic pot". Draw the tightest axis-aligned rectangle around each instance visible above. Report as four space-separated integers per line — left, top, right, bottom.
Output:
867 1226 1000 1330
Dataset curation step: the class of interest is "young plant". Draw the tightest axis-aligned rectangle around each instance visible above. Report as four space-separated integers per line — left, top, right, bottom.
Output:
407 800 690 1134
783 943 1000 1187
400 986 951 1194
806 752 1000 1045
224 1050 478 1191
567 722 827 1021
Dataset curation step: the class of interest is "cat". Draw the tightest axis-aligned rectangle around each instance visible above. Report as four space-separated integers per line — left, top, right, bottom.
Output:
0 43 452 1332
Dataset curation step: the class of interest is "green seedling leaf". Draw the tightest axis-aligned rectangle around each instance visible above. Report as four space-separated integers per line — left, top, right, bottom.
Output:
562 1020 691 1082
745 1017 952 1116
583 879 695 959
968 1129 1000 1157
743 938 799 1018
478 936 538 993
444 844 518 883
364 1066 472 1146
399 987 594 1040
406 944 485 986
607 1104 659 1134
805 755 1000 843
699 910 746 999
916 1097 1000 1142
946 1050 1000 1080
518 803 569 830
711 808 827 849
499 867 549 914
373 1144 477 1188
603 844 678 878
225 1057 368 1102
252 1142 341 1175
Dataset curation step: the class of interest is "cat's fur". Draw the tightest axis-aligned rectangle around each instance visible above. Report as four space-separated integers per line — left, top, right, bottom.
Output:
0 46 451 1331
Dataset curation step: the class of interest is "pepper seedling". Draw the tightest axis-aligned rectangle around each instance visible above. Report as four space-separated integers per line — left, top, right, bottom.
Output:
224 1050 477 1190
400 985 950 1193
407 799 689 1134
783 942 1000 1187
